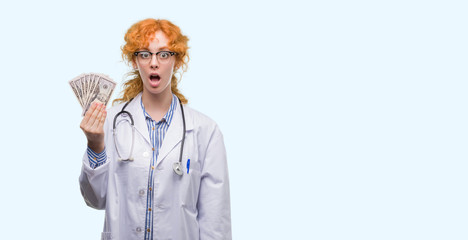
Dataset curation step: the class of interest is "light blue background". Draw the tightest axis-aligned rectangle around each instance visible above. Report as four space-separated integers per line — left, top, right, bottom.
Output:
0 0 467 239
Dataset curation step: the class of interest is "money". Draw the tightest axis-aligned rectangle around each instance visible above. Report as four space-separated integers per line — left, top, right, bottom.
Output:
69 73 116 116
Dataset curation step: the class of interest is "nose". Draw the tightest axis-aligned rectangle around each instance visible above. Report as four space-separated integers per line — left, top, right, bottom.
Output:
150 54 159 69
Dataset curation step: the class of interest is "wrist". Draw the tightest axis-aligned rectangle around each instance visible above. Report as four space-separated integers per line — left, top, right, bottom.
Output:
87 141 105 153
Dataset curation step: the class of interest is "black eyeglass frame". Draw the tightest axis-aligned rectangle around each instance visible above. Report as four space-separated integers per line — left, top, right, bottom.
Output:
133 51 177 59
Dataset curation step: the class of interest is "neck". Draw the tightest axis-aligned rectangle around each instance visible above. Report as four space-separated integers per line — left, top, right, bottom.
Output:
141 90 173 120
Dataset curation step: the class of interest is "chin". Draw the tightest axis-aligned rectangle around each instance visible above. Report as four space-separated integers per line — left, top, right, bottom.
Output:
144 84 171 96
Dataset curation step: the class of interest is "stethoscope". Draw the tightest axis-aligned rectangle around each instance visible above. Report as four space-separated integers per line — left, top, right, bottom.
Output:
112 97 186 176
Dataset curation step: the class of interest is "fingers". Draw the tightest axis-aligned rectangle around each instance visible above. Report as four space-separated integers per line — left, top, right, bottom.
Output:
97 110 107 130
88 102 103 126
88 103 105 130
81 102 99 127
91 105 107 130
79 101 106 148
80 102 106 132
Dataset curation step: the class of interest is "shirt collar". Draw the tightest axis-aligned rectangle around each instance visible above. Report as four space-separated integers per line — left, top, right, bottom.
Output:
140 94 178 124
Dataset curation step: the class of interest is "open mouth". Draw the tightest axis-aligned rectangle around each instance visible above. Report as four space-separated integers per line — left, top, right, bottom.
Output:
150 74 160 81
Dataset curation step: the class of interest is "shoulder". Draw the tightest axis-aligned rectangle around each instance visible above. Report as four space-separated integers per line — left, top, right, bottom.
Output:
184 105 216 125
183 104 223 136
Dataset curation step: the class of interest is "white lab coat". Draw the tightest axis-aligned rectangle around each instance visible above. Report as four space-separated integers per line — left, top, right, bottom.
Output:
79 93 231 240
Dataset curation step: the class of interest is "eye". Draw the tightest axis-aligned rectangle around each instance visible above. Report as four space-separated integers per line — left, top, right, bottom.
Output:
139 52 151 59
159 51 170 59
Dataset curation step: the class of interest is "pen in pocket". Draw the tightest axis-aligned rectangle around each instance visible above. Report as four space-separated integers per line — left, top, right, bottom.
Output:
186 159 190 174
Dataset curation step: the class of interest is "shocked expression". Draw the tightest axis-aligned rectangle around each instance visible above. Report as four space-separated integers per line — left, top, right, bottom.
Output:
133 31 176 98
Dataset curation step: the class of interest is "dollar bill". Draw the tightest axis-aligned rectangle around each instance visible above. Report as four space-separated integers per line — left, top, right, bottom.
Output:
82 75 116 116
69 74 85 107
69 75 83 107
69 73 116 116
84 74 91 105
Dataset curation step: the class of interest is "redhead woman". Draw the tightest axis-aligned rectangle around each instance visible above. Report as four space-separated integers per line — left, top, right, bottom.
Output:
79 18 231 240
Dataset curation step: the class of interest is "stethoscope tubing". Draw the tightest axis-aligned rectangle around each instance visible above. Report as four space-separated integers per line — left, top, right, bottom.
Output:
178 98 186 166
112 97 186 175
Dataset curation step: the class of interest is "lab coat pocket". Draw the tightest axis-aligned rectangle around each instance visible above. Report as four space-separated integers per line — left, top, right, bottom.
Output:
180 160 201 211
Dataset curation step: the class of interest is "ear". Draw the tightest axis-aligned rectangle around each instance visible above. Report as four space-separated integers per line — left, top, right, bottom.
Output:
131 60 138 70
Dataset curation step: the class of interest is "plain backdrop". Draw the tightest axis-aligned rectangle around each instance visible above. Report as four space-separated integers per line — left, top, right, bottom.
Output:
0 0 467 239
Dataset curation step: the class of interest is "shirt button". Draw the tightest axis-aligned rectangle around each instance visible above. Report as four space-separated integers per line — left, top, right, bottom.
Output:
149 187 152 191
152 147 155 151
136 227 142 232
143 152 149 157
152 127 155 130
149 208 152 211
147 229 151 232
139 189 145 196
151 166 155 170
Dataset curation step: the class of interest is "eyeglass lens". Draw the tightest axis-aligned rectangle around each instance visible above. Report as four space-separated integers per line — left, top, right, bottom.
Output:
136 51 173 64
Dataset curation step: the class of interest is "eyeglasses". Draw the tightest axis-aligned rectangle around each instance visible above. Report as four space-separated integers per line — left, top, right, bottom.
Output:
133 51 177 64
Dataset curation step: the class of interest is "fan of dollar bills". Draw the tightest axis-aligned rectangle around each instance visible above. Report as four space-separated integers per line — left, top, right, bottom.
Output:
69 73 116 116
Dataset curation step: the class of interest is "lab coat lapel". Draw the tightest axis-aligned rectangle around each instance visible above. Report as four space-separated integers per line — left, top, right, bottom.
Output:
156 101 193 168
126 93 151 146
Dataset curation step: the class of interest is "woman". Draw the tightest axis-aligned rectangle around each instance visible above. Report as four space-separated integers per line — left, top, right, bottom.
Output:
79 18 231 240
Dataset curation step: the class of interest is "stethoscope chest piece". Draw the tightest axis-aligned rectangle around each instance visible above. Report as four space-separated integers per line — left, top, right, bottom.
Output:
173 162 183 176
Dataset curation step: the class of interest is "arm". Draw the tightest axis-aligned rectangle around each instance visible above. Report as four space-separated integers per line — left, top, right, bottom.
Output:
197 125 232 240
78 102 109 209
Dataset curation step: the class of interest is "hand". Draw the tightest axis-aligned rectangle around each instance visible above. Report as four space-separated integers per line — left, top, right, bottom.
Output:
80 101 107 153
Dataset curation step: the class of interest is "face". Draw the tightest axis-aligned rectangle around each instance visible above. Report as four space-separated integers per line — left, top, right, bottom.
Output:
133 31 175 99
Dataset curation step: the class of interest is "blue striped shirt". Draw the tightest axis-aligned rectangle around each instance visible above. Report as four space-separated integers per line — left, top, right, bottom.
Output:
87 147 107 169
142 94 177 239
